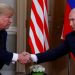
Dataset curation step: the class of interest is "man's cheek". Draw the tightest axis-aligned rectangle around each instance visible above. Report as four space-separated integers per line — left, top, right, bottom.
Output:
0 21 8 26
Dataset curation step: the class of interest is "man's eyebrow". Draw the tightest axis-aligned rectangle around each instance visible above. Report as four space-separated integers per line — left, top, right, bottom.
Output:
69 18 75 20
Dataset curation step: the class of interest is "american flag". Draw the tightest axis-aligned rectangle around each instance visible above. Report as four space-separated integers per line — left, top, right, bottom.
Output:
29 0 50 54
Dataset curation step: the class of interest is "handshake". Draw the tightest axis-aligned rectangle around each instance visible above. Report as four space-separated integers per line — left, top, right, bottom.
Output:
18 52 32 64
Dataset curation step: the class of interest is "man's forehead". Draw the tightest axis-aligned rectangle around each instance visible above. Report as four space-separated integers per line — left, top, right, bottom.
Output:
69 8 75 19
70 8 75 14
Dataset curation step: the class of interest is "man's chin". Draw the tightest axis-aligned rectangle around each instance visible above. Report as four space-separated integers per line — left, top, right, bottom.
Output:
72 29 75 31
0 27 8 30
0 29 4 31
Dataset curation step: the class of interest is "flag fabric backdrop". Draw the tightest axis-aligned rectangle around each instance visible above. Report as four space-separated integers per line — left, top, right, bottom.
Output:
29 0 50 54
61 0 75 60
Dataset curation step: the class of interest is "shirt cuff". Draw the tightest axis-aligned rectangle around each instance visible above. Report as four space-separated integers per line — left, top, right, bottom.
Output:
12 53 18 64
31 54 38 62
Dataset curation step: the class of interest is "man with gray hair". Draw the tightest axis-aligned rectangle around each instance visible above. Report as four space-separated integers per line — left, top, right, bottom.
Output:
23 8 75 64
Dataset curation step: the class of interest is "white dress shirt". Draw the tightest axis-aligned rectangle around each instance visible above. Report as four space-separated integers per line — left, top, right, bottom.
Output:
12 53 18 64
31 54 38 62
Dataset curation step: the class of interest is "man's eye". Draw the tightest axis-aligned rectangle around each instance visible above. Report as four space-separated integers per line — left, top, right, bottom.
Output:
70 19 74 21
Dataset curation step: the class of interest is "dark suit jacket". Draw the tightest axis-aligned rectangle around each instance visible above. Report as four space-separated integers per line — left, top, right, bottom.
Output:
36 31 75 64
0 30 13 69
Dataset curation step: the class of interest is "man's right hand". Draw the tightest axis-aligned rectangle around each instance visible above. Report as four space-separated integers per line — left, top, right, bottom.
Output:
18 52 31 64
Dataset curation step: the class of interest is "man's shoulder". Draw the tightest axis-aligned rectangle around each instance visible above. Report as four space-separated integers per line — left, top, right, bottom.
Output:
0 30 7 39
0 30 7 35
67 31 75 36
66 31 75 39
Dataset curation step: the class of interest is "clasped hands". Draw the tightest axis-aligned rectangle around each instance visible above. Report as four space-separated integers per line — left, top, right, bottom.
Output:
18 52 31 64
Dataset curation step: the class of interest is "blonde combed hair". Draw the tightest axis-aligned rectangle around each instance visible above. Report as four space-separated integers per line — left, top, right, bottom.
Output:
0 3 14 15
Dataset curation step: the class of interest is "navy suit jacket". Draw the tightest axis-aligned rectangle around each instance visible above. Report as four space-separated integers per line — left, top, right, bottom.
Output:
0 30 13 69
36 31 75 64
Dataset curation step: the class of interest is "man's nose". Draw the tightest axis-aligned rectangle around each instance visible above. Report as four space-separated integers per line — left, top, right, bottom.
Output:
9 18 13 23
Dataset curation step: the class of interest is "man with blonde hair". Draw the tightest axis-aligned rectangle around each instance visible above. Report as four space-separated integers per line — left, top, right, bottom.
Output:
0 3 29 74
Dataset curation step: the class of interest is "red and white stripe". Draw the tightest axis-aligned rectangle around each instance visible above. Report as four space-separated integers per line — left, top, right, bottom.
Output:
29 0 50 54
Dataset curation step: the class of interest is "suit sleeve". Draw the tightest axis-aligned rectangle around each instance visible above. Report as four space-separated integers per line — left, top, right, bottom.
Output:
0 50 13 65
36 40 70 64
0 30 13 65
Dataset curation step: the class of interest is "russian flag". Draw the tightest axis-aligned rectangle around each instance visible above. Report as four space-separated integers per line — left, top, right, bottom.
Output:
61 0 75 60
